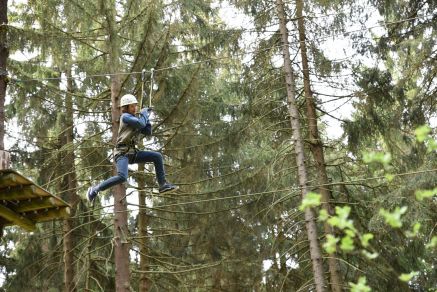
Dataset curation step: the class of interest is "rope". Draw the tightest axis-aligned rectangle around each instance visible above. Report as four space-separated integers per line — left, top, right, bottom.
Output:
6 14 433 84
149 68 154 108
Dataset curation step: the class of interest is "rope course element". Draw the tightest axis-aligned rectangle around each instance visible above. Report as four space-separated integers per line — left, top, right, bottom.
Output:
7 14 433 84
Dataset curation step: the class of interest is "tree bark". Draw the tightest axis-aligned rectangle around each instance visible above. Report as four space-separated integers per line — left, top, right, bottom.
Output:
296 0 343 291
62 68 80 292
62 66 81 292
104 1 131 289
0 0 8 151
275 0 326 291
62 4 81 289
138 163 149 292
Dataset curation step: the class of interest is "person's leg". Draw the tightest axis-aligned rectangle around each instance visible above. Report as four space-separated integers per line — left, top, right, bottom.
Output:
133 151 166 185
133 150 178 193
88 156 129 201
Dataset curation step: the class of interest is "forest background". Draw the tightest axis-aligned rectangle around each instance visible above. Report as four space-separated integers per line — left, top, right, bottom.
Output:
0 0 436 291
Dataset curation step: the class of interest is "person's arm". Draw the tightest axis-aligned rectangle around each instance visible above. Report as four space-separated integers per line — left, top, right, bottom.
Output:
140 108 152 135
121 113 147 129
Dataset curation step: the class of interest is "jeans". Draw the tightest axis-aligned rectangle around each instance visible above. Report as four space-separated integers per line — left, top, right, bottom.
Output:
96 150 166 192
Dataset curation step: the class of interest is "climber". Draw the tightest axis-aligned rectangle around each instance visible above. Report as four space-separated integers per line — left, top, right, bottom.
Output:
87 94 178 202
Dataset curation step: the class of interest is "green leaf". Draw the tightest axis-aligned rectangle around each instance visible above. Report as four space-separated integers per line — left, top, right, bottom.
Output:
319 209 329 221
415 188 437 201
406 223 421 238
340 235 355 252
299 192 321 211
323 234 339 254
414 125 431 142
426 236 437 249
327 216 340 227
427 139 437 152
405 88 418 100
361 233 374 248
362 250 379 259
327 206 355 231
399 271 419 282
379 206 408 228
363 151 391 166
345 229 356 238
385 173 394 182
349 276 371 292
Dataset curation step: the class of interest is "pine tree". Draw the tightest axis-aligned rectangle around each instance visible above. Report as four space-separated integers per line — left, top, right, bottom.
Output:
0 0 7 151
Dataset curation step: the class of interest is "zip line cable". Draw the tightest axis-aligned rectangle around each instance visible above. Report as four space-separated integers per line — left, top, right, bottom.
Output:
7 13 433 84
63 166 437 220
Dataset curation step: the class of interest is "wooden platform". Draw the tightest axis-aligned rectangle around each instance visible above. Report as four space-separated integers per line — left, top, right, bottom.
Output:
0 169 71 232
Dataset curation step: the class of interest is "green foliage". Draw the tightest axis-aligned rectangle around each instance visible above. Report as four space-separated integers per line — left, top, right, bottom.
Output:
415 125 437 152
415 187 437 201
327 206 355 231
360 233 374 248
298 192 321 211
3 0 437 290
323 234 340 254
426 236 437 249
363 151 392 167
398 271 419 282
318 209 329 221
340 235 355 252
379 206 408 228
405 223 421 238
414 125 431 143
349 277 372 292
361 250 379 259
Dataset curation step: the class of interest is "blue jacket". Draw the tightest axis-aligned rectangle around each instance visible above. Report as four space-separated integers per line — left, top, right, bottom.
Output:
115 108 152 151
121 108 152 136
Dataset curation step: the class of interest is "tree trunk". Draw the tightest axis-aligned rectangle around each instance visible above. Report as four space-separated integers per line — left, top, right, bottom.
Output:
111 75 130 292
296 0 343 291
138 162 149 291
104 1 131 289
62 68 80 292
0 0 8 151
275 0 326 291
62 4 81 289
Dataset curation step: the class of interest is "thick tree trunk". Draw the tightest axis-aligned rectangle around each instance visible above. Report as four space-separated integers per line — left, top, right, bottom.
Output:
111 76 130 292
275 0 326 291
104 1 131 290
138 163 149 291
62 4 80 289
62 69 80 292
0 0 8 151
103 1 130 292
296 0 343 291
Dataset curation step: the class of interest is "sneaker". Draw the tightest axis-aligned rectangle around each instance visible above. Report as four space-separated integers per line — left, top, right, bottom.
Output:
159 182 179 194
87 186 99 202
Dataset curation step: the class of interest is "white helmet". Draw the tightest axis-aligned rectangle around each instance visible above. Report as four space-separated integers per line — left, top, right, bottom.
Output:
120 94 138 107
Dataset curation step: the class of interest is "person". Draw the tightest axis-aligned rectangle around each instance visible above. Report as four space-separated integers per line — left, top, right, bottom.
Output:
87 94 178 202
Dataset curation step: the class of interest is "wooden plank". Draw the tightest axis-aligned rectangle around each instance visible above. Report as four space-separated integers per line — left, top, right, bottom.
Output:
0 173 17 187
0 173 29 188
27 207 71 222
31 185 51 197
0 185 40 201
13 197 58 213
0 204 36 231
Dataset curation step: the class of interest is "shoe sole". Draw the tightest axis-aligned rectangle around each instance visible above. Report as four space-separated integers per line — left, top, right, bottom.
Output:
159 186 179 194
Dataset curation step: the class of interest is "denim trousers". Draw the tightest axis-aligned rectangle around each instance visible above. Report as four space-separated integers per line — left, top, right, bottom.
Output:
96 150 166 192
